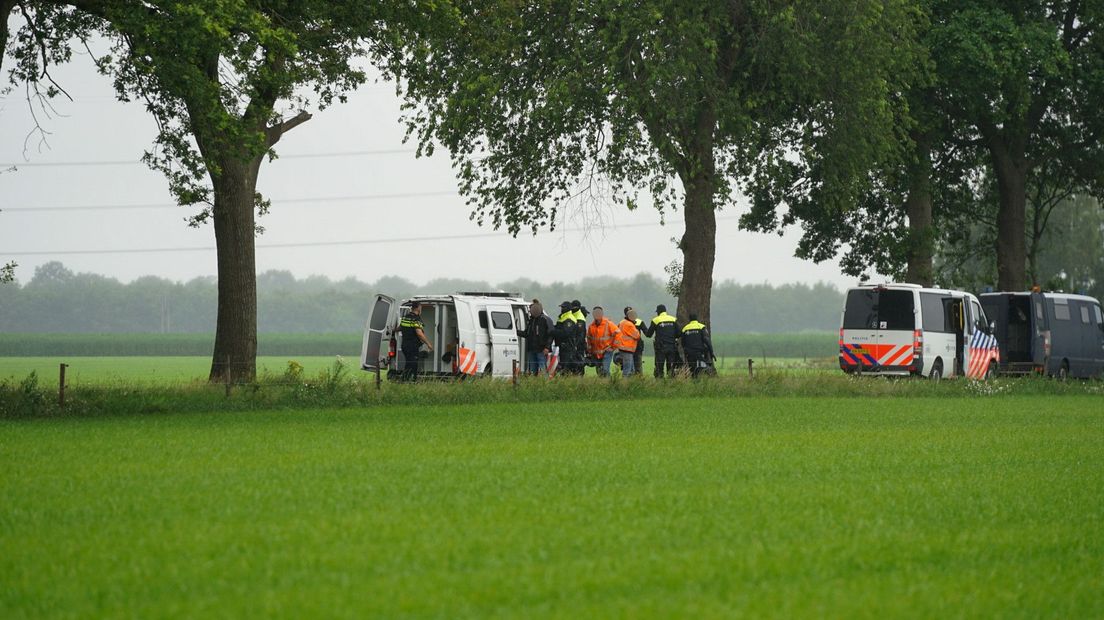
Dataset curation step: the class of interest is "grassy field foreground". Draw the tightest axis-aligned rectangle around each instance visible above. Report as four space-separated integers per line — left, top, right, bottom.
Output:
2 396 1102 618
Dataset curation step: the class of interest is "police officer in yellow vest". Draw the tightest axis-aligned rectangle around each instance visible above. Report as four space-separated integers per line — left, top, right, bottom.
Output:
681 313 715 377
643 304 681 378
399 302 433 381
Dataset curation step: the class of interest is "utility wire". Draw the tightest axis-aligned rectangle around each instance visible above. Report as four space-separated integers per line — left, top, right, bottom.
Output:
2 190 460 212
0 148 419 168
4 217 739 257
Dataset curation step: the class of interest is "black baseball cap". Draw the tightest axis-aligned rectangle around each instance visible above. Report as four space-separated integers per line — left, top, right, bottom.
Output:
656 304 666 313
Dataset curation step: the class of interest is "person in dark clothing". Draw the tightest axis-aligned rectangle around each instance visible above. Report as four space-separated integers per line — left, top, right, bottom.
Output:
681 312 715 377
399 302 432 381
524 299 554 375
644 304 681 378
552 301 579 376
570 299 588 375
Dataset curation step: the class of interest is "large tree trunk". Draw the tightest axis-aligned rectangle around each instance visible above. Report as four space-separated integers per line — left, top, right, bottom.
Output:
208 156 263 383
0 2 16 70
991 145 1029 291
904 138 934 286
677 174 717 327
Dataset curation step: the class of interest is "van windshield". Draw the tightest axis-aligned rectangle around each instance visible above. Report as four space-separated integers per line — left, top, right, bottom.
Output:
843 289 915 330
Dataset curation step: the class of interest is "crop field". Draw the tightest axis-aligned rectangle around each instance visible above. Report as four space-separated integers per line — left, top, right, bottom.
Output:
2 394 1102 618
0 331 839 360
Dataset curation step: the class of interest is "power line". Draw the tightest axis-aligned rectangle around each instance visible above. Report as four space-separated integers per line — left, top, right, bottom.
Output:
4 217 729 257
0 148 419 168
2 190 460 212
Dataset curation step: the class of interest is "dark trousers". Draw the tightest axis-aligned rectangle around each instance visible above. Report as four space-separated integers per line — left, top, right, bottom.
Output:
686 352 705 377
654 348 681 378
633 349 643 376
401 350 419 381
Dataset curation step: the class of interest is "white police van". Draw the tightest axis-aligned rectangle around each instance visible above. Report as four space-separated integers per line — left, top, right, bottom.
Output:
361 292 530 379
839 283 999 379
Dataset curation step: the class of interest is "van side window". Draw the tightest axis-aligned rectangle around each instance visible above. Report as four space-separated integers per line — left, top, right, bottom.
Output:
1053 300 1071 321
1080 305 1091 324
1095 304 1103 325
970 300 986 332
1036 301 1044 321
920 293 950 333
478 310 488 329
491 311 513 330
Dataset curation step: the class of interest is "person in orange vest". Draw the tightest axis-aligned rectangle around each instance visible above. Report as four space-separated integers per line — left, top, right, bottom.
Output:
586 306 621 377
616 307 643 376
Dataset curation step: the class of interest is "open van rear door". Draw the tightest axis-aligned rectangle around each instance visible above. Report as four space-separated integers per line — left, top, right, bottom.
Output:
361 294 398 371
486 304 521 377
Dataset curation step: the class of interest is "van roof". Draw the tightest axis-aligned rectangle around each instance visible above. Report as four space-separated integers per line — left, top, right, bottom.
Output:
401 294 530 305
848 283 971 296
980 291 1100 304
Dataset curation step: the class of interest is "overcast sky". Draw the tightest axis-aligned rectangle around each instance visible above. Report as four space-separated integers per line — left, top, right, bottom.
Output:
0 47 868 291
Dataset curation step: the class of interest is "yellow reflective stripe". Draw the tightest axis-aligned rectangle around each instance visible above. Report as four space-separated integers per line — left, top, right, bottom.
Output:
651 314 676 324
682 321 706 332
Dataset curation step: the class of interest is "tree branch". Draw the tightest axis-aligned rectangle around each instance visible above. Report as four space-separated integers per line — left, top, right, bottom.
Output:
265 110 312 147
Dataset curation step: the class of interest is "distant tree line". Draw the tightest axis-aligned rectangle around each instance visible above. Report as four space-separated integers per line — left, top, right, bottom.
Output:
0 263 842 334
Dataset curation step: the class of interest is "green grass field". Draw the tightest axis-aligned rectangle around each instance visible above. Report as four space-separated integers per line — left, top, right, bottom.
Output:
0 331 838 359
2 396 1102 618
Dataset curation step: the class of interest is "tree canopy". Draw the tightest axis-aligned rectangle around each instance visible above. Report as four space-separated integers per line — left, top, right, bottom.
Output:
388 0 920 325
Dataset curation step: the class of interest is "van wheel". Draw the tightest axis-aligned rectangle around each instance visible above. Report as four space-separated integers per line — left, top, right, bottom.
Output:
929 359 943 381
483 363 493 376
1057 360 1069 381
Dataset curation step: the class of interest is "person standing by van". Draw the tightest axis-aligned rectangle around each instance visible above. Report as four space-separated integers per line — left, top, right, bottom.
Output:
553 301 580 375
587 306 621 376
525 299 554 375
681 313 715 377
400 302 433 381
617 307 643 376
644 304 681 378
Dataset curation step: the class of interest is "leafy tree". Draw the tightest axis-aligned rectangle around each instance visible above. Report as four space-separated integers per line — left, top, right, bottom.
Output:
388 0 918 325
927 0 1104 291
0 261 14 284
5 1 439 381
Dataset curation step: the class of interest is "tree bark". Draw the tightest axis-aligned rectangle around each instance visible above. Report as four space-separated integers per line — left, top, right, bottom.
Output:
677 174 717 327
208 156 263 383
991 144 1029 291
904 137 934 286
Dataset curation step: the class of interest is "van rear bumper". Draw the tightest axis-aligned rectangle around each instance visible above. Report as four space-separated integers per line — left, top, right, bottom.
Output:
840 358 921 376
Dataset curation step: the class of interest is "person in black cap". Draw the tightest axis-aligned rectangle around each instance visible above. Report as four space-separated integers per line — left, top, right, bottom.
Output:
552 301 579 375
643 304 681 378
681 312 715 377
399 301 432 381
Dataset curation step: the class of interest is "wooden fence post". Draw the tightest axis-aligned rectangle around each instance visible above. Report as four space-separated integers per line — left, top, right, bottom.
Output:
747 358 754 378
58 363 68 408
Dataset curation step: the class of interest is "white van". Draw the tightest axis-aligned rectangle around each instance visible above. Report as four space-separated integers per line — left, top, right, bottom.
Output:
839 283 1000 379
361 292 530 379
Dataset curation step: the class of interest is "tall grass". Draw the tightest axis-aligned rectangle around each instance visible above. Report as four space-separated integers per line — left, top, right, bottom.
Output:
2 358 1098 419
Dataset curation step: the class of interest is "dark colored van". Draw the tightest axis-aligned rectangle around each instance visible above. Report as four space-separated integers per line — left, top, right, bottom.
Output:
980 292 1104 378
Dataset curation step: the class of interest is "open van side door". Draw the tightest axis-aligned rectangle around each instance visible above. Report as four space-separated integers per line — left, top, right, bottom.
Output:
944 297 966 376
361 294 398 371
1030 291 1050 368
486 304 521 377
